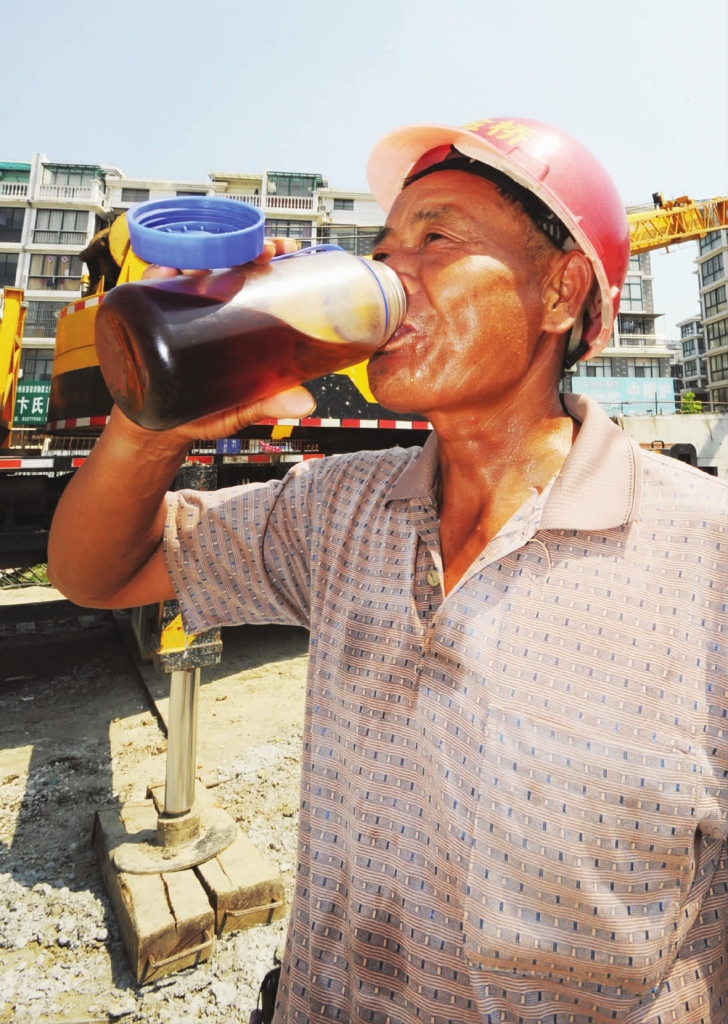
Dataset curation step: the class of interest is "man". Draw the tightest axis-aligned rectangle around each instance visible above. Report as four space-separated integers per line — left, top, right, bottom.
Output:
49 118 727 1024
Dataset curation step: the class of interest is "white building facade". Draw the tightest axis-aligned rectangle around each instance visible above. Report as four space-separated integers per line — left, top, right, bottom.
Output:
1 154 112 388
2 155 385 395
669 230 728 414
568 251 677 415
697 229 728 412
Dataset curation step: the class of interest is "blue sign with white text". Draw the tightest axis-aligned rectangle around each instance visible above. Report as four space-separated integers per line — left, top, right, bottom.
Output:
572 377 675 416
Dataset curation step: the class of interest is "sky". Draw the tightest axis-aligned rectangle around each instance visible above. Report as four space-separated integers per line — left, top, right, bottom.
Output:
4 0 727 336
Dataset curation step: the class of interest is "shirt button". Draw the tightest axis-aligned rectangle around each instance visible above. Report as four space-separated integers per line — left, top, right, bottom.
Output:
427 569 440 588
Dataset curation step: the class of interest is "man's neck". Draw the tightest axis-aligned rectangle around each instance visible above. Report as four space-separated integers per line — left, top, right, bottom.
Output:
429 386 577 594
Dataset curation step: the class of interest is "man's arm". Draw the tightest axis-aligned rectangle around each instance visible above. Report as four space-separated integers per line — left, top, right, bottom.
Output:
48 240 315 609
48 385 315 609
47 407 186 608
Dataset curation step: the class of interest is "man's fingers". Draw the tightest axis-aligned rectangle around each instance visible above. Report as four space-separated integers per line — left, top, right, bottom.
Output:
141 265 181 280
252 386 316 422
253 238 300 264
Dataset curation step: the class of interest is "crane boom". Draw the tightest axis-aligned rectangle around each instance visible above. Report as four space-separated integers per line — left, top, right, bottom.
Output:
627 196 728 254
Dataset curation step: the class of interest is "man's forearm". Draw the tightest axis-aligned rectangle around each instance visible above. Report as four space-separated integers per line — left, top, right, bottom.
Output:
47 408 189 607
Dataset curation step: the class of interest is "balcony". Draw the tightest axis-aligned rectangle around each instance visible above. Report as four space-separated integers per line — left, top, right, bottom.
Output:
221 192 315 212
266 195 314 211
225 193 261 207
0 182 28 199
36 181 109 211
27 275 82 293
616 334 668 348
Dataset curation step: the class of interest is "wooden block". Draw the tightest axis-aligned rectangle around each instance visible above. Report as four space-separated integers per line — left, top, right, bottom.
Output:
93 805 215 984
196 829 286 935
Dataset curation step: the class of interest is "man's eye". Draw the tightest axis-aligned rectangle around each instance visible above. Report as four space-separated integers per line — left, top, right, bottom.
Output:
372 251 389 262
423 232 445 244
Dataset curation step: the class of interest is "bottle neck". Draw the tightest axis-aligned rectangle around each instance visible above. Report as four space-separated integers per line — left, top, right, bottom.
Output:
361 259 407 341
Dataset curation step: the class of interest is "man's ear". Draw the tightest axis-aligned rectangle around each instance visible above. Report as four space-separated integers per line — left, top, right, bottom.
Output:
541 251 594 336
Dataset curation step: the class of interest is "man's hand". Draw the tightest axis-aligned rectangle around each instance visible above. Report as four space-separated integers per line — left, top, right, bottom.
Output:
48 239 315 609
136 237 316 443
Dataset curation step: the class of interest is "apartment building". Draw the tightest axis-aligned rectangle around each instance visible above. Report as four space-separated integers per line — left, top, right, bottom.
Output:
566 251 677 415
697 228 728 411
106 167 384 255
671 316 708 404
667 230 728 414
0 155 111 421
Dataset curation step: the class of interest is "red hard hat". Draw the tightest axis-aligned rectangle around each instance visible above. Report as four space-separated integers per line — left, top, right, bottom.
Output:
367 117 630 359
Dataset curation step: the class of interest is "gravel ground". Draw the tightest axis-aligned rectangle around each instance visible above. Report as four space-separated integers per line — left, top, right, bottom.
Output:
0 613 308 1023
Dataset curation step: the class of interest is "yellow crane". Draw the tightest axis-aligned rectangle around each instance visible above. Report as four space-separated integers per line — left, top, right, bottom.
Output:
627 194 728 254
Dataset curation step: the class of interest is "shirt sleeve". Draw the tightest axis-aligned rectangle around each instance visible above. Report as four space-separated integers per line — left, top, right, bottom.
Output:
163 458 321 635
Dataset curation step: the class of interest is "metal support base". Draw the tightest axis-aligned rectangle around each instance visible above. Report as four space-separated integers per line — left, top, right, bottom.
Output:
93 784 286 984
94 617 285 984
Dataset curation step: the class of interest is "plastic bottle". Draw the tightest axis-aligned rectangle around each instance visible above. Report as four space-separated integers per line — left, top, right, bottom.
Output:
94 197 405 431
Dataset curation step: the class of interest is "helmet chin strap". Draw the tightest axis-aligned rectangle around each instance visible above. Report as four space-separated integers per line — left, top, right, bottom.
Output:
562 309 589 370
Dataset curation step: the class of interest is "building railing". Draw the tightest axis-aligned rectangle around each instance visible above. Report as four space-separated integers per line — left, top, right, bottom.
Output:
616 334 668 348
27 276 83 292
36 182 109 210
32 230 87 246
266 195 314 211
0 182 28 198
224 193 262 206
22 302 66 338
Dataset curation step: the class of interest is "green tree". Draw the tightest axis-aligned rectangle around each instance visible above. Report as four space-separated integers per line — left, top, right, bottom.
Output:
681 391 702 414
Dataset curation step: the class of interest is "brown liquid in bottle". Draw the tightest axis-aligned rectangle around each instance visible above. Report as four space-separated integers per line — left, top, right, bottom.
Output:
96 284 381 431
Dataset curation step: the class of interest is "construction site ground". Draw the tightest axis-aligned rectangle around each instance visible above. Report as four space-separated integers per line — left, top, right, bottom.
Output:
0 590 309 1023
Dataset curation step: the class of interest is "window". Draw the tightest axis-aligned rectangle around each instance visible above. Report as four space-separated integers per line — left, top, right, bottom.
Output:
701 253 724 286
33 209 88 245
43 165 99 187
121 187 150 204
709 351 728 382
264 219 312 245
0 253 18 288
630 358 661 378
706 318 728 350
584 357 612 378
683 359 698 377
712 386 728 408
704 285 727 319
628 255 641 270
699 230 722 254
680 322 698 338
619 317 645 335
0 207 25 243
319 226 382 256
267 174 322 198
176 190 207 197
620 276 643 311
682 339 696 357
333 198 354 211
20 348 54 381
28 253 84 292
0 164 30 184
23 300 67 339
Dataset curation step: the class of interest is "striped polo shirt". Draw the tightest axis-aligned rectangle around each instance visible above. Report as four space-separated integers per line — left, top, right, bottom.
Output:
165 393 727 1024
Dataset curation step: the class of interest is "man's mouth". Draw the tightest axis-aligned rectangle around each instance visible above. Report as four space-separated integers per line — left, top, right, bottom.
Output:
374 322 416 356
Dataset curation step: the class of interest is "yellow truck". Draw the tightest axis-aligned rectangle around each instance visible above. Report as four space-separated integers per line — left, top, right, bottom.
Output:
1 195 727 569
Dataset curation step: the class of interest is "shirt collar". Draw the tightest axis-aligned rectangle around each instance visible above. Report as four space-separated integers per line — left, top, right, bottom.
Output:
386 393 643 530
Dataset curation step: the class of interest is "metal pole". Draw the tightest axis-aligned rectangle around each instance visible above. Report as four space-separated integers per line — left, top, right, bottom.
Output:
164 668 200 816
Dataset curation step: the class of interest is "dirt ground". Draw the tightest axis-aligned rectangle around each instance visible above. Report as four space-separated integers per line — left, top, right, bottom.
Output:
0 605 309 1023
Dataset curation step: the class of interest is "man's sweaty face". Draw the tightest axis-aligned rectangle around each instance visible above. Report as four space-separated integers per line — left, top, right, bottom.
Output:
367 170 556 419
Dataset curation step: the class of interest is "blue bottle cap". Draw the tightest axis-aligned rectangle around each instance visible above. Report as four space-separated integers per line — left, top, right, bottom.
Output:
126 196 265 269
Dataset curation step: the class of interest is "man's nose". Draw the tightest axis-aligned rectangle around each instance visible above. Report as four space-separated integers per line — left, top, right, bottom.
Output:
379 249 420 296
